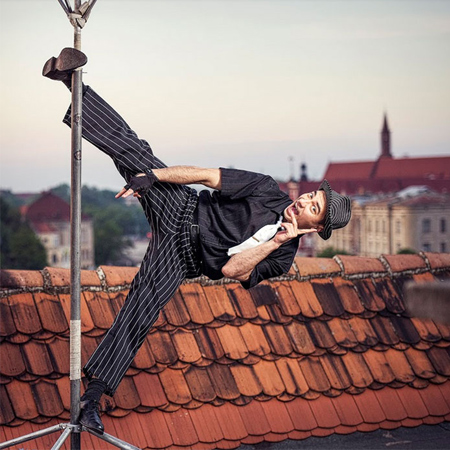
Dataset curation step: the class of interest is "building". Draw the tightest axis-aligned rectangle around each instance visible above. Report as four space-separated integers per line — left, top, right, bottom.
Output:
279 114 450 197
315 188 450 257
1 253 450 448
22 191 94 269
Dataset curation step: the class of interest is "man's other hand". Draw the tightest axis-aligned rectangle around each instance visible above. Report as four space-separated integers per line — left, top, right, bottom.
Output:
116 172 158 199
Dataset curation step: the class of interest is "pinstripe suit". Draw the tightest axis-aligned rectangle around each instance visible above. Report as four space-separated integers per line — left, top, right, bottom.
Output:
64 87 201 395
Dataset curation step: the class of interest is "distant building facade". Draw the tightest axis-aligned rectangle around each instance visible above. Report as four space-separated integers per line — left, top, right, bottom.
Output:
23 192 94 269
315 188 450 257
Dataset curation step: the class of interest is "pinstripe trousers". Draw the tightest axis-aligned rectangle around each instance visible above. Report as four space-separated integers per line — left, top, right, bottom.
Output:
63 87 201 396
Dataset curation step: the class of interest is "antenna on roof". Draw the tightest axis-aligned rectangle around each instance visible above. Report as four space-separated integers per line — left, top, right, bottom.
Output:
0 2 139 450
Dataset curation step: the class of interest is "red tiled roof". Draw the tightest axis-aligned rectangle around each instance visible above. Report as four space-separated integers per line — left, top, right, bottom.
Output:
1 254 450 449
24 192 90 223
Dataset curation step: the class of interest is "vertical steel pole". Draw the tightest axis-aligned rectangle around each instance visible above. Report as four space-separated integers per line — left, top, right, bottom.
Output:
70 1 83 449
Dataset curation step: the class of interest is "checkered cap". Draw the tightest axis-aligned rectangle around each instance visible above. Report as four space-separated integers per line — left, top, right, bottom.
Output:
317 180 352 240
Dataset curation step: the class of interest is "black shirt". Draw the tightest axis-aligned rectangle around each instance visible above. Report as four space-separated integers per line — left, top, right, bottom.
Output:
197 168 300 289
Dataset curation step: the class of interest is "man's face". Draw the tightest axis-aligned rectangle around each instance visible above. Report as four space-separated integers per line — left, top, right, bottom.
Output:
283 190 327 231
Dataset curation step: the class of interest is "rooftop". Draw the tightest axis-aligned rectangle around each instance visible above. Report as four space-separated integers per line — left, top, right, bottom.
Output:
1 253 450 449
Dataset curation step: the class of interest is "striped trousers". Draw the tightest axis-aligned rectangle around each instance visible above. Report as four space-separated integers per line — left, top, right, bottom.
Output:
63 87 200 396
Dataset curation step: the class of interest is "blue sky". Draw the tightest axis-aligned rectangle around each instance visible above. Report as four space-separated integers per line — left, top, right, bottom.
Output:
1 0 449 192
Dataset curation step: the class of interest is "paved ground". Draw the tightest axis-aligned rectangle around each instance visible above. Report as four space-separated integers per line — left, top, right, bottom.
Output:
242 423 450 449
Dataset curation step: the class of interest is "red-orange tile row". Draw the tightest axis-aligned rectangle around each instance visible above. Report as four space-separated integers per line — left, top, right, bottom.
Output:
1 382 449 450
3 275 450 343
2 342 450 423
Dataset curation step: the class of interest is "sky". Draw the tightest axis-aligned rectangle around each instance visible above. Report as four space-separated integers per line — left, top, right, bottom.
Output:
1 0 449 193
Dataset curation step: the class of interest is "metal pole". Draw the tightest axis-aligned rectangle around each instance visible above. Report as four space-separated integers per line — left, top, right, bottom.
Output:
70 1 83 449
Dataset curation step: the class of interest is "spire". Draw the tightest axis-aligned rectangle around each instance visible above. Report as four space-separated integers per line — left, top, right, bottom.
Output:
380 112 392 158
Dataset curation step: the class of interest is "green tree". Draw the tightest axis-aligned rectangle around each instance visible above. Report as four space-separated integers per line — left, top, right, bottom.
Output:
0 197 47 270
397 248 417 254
316 246 352 258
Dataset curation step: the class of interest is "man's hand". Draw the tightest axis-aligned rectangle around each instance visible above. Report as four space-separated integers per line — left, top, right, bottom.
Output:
273 209 317 245
116 171 158 199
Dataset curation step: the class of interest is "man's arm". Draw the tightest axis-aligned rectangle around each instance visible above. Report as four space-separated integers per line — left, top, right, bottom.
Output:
116 166 221 198
222 210 318 282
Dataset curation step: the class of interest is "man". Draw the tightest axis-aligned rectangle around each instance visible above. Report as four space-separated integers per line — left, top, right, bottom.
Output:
43 48 351 434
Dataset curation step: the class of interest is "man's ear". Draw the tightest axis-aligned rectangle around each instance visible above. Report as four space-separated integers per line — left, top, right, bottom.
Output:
316 224 324 232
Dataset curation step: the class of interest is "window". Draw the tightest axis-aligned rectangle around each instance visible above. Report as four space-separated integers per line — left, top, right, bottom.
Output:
441 219 447 233
396 220 401 234
422 219 431 233
441 242 447 253
375 221 379 233
368 220 372 233
423 243 431 252
382 220 386 233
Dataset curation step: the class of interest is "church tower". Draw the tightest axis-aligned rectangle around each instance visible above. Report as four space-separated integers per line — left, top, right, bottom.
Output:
380 113 392 158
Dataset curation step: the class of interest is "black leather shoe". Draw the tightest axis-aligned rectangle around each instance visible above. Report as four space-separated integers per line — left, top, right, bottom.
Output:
79 399 104 435
42 48 87 81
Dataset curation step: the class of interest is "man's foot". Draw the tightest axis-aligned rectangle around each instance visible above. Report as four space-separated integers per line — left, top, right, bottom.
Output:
79 399 104 435
42 48 87 81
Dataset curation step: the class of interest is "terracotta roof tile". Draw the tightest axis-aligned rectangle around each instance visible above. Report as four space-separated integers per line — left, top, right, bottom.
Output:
226 285 258 319
206 364 240 400
32 380 64 418
47 336 69 374
411 317 442 342
0 297 16 337
237 400 271 436
341 352 373 388
424 252 450 269
353 389 385 423
179 284 215 325
384 348 415 383
404 347 435 379
298 357 331 393
34 293 68 334
389 316 421 344
271 281 300 316
229 364 262 397
363 350 395 384
263 323 292 356
295 257 341 277
252 360 285 397
21 341 53 377
202 285 236 322
306 320 336 349
328 318 358 349
158 368 192 405
260 398 294 434
375 387 408 421
194 327 225 360
215 325 248 360
383 254 427 272
331 393 363 426
83 291 116 330
347 317 379 347
0 342 25 377
284 321 316 355
0 269 44 289
311 279 345 317
234 323 268 358
8 293 41 335
354 280 385 312
100 266 138 286
337 256 386 275
171 329 202 363
426 347 450 376
147 331 178 366
370 316 399 345
213 403 248 441
319 354 352 391
333 277 365 315
275 358 309 396
309 395 340 428
165 409 199 446
290 280 323 318
419 383 449 416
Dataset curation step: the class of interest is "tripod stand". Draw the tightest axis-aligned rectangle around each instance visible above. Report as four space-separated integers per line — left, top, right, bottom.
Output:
0 2 139 449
